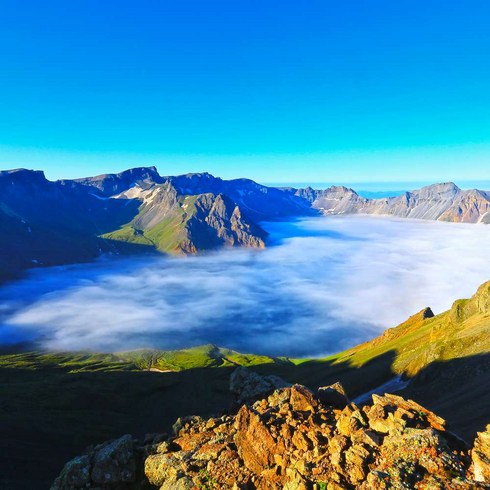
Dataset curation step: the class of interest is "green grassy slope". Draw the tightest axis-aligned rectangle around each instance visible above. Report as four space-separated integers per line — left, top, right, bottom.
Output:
101 193 195 254
317 280 490 380
101 193 226 254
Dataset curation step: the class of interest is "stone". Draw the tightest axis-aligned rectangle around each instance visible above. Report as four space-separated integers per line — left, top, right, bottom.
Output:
317 382 350 408
336 408 363 437
328 435 349 466
144 452 182 486
90 434 136 484
230 367 290 405
50 455 90 490
50 381 487 490
372 393 446 431
234 405 281 473
160 475 194 490
344 444 370 483
289 384 318 412
472 425 490 482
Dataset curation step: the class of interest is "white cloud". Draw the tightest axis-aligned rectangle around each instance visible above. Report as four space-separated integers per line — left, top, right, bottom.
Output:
2 216 490 356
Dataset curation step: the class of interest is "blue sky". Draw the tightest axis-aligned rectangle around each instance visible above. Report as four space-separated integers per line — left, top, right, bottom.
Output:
1 1 489 184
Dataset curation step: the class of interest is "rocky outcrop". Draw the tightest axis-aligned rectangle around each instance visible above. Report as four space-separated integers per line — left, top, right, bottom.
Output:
186 193 267 250
51 372 490 489
167 172 313 222
450 280 490 323
472 425 490 482
229 366 290 405
51 435 138 490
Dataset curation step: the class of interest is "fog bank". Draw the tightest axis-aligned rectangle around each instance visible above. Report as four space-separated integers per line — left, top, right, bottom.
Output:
1 216 490 357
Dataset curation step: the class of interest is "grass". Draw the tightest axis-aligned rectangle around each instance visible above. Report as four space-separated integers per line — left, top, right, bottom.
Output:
101 194 199 253
0 351 136 373
322 281 490 377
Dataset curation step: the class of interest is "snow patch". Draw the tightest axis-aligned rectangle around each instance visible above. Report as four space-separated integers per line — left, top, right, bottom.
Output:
353 375 410 404
89 193 110 201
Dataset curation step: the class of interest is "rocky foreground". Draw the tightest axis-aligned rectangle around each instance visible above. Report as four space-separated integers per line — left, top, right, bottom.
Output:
51 369 490 489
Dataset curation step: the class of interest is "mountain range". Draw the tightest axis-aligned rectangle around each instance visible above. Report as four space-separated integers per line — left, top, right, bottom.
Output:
290 181 490 223
1 166 490 281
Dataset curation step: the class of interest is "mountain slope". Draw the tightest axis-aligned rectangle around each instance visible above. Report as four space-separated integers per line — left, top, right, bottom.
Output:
103 181 267 253
325 279 490 377
0 169 141 281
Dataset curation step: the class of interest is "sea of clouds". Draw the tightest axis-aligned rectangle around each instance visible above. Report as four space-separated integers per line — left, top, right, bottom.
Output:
1 215 490 357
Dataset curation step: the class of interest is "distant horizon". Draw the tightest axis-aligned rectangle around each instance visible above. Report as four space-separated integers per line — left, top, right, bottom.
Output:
1 143 490 185
2 162 490 196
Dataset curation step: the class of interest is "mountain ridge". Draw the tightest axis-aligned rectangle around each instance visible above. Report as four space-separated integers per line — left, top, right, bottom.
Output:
2 166 490 282
291 181 490 223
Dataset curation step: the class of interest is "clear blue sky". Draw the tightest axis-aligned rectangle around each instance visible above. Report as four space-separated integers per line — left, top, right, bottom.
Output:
1 0 490 184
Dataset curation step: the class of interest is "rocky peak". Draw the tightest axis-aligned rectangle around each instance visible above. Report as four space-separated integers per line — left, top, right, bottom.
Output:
416 181 461 199
324 185 359 197
51 370 490 489
419 306 435 319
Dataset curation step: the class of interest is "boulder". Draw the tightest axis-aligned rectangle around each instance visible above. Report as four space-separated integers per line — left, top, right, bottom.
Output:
91 434 136 484
50 455 90 490
144 452 183 486
50 435 136 490
317 382 350 408
289 384 318 412
234 405 281 473
229 366 290 404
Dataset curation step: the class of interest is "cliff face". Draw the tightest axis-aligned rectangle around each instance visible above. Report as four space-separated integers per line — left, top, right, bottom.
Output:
51 375 490 489
295 182 490 223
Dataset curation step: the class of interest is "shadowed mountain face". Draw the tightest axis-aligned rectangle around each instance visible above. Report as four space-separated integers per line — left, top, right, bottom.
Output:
0 169 141 281
166 172 313 221
291 182 490 223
